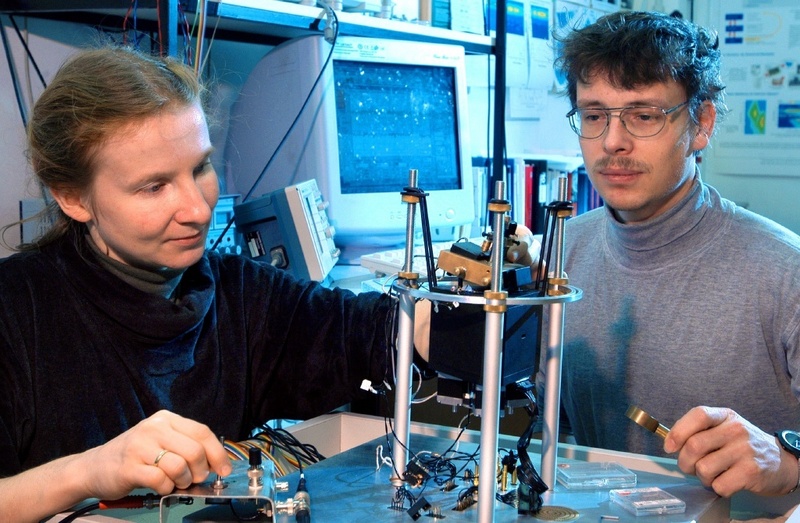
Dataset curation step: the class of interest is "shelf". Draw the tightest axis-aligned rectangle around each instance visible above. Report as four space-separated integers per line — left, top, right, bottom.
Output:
208 1 494 54
0 0 494 55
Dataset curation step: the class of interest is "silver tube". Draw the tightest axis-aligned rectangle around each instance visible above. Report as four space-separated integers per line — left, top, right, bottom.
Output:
393 169 419 486
392 292 415 487
478 311 504 522
477 180 507 523
489 181 506 293
540 174 570 488
540 301 565 489
402 169 418 273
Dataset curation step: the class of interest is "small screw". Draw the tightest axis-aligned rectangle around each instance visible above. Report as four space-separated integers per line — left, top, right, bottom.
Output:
212 436 227 489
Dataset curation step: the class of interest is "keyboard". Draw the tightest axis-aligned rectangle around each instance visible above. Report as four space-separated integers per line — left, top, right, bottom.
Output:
360 239 488 277
360 242 454 278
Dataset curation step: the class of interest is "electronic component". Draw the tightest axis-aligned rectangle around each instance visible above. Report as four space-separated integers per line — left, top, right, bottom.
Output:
436 240 534 291
403 459 431 488
406 497 431 521
159 458 276 521
247 447 264 489
294 474 310 523
428 300 542 387
233 179 339 283
223 34 475 261
436 247 492 287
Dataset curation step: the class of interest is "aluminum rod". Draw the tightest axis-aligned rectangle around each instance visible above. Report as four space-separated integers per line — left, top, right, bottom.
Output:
392 293 415 487
392 169 419 486
477 181 507 523
402 169 418 274
540 301 565 489
540 175 571 489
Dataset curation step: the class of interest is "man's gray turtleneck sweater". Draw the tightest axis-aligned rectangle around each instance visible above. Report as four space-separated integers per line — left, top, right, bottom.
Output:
537 178 800 457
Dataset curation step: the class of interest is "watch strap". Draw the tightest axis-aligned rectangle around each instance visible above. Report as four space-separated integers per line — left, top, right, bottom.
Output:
789 457 800 494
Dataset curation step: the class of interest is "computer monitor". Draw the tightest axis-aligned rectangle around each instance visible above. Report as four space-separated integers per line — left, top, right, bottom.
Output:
223 34 475 260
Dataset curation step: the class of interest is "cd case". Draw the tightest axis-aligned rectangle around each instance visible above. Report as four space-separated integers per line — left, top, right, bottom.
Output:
609 487 686 516
556 461 637 490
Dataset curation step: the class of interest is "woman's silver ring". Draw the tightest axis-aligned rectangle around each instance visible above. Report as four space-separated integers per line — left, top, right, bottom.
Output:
153 449 170 467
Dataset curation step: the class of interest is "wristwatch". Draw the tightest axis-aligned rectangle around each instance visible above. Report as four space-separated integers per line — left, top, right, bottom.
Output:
776 430 800 457
775 430 800 494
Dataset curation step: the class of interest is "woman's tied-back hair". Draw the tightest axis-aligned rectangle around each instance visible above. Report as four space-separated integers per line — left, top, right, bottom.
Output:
15 46 204 251
554 10 727 124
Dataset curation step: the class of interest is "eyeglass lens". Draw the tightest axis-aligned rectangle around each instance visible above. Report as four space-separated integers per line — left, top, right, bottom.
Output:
570 107 670 138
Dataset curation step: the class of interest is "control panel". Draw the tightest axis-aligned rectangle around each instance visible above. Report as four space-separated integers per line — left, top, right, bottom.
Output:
233 180 339 282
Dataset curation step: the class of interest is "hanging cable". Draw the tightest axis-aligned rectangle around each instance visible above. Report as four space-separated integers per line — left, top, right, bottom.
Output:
8 15 46 88
193 0 208 75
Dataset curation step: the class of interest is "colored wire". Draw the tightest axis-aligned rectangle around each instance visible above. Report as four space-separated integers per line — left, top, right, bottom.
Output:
193 0 207 75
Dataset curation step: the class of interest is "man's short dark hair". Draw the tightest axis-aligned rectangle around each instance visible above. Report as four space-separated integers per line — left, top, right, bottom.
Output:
555 10 727 124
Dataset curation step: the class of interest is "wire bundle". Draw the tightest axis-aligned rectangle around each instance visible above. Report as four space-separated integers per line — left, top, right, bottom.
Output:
225 425 326 477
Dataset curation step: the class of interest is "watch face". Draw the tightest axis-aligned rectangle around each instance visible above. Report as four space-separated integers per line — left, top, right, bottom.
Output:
786 431 800 451
778 430 800 457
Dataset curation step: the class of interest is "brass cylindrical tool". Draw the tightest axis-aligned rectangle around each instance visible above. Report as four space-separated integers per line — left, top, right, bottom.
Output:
625 405 670 439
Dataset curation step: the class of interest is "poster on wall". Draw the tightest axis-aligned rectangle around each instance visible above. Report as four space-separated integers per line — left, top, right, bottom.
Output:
552 0 616 92
709 0 800 177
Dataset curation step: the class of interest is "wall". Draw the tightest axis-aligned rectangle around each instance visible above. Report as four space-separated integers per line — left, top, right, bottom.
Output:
692 0 800 235
0 18 88 258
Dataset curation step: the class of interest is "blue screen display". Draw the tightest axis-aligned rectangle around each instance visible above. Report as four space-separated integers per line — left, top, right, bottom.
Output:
333 60 462 194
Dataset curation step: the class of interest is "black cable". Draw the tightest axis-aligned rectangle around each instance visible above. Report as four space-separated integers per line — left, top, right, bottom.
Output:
8 15 46 88
294 473 310 523
514 384 547 515
0 16 29 128
53 502 100 523
251 425 325 469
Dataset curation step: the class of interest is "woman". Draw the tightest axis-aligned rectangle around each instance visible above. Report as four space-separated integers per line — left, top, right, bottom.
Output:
0 46 394 521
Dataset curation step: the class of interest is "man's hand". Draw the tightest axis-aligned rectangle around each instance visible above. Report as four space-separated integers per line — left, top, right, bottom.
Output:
664 406 797 497
505 224 540 267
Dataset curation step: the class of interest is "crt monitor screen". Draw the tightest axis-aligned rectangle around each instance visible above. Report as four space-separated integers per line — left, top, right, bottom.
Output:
223 35 474 255
334 60 461 194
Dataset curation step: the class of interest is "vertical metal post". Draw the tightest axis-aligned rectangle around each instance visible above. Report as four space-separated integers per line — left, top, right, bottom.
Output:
477 181 509 523
540 176 570 489
392 169 419 486
402 169 419 276
159 0 178 57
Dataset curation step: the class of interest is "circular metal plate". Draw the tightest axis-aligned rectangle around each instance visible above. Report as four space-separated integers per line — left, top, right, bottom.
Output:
534 505 580 521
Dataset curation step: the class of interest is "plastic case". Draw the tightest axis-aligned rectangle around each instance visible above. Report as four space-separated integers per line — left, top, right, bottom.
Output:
609 486 686 516
556 461 637 490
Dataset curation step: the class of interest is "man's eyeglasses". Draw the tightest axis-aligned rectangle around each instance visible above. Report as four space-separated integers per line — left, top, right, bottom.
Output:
566 101 690 139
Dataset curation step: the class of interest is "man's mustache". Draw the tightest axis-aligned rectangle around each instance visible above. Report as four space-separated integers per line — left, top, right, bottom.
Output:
593 156 650 172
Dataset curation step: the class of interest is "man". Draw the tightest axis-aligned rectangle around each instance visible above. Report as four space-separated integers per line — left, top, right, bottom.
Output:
537 10 800 497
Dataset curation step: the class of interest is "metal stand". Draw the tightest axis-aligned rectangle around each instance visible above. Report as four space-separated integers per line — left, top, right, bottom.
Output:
391 179 581 522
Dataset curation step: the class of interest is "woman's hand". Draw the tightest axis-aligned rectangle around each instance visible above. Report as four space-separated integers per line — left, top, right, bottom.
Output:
81 410 232 500
0 410 233 523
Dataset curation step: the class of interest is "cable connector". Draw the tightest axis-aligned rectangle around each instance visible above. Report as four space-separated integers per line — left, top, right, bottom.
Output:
320 1 338 44
360 379 381 394
98 493 162 510
294 473 310 523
